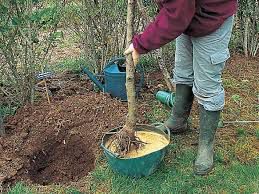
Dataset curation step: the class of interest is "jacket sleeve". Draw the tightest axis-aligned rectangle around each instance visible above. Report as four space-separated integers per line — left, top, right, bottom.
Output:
133 0 195 54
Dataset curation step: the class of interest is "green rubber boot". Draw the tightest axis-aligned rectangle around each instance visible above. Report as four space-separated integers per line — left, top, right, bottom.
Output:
194 105 220 175
164 84 194 133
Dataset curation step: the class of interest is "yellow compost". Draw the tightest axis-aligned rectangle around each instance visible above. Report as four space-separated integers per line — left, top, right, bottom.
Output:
106 131 170 158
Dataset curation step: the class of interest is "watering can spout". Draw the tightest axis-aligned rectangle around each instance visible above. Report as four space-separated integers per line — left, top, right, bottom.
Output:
81 66 104 91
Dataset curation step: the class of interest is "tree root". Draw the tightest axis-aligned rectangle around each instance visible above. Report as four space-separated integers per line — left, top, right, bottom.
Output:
110 126 146 156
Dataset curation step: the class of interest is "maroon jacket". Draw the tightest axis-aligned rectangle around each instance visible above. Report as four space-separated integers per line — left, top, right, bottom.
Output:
133 0 238 54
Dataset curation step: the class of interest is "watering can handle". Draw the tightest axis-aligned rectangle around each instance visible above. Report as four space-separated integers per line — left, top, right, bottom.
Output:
106 57 145 95
151 122 171 139
105 57 126 69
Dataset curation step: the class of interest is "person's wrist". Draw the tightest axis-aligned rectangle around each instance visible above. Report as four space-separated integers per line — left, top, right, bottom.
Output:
124 43 134 55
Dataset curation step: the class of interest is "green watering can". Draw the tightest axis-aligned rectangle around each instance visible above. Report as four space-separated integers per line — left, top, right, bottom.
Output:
81 57 144 101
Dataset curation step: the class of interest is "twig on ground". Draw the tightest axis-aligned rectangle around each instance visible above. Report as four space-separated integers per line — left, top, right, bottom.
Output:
223 120 259 124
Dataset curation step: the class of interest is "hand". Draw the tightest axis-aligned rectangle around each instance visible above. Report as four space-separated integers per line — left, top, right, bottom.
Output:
124 43 140 67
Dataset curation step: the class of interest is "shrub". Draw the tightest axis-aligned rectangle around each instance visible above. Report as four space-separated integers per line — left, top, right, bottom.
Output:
0 0 63 106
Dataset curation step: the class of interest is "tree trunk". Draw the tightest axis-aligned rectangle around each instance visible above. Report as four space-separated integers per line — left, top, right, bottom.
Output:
244 16 249 57
112 0 143 156
157 49 175 92
125 0 137 131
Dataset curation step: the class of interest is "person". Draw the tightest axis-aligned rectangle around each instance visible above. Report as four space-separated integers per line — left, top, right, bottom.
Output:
125 0 238 175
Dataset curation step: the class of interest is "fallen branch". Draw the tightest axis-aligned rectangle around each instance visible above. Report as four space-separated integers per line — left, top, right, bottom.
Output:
223 120 259 124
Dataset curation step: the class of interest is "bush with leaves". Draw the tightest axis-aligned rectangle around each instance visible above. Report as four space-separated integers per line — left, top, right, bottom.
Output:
0 0 63 106
234 0 259 56
63 0 148 74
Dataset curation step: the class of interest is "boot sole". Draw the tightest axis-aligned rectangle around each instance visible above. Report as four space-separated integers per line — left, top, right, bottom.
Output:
168 122 191 134
193 164 214 176
170 126 190 134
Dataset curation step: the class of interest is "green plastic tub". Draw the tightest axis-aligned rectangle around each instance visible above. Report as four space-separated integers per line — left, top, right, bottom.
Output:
101 124 170 178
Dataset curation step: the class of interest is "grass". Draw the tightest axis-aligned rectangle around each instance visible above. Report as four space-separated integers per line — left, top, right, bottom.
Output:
8 182 35 194
58 33 80 50
90 147 259 193
144 100 171 124
7 183 83 194
236 127 246 137
50 57 86 74
0 105 18 118
256 129 259 140
223 75 251 89
231 94 242 104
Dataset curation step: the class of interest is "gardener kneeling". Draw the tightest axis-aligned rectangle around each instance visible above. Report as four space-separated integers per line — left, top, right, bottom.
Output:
125 0 237 175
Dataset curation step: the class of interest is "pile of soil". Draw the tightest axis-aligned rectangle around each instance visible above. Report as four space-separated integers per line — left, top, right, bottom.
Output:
0 90 150 188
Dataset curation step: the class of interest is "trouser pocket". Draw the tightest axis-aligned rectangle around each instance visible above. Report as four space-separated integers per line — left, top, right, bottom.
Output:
210 48 230 66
